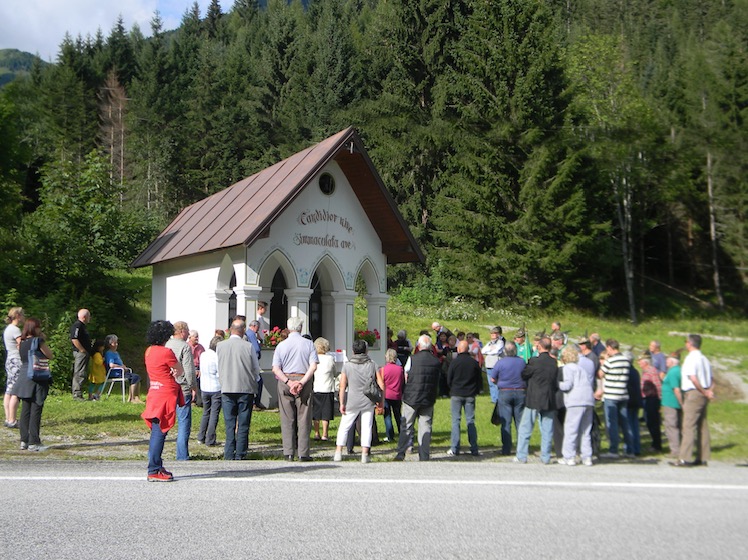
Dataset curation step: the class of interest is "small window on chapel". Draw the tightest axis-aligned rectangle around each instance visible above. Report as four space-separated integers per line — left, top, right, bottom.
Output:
319 173 335 195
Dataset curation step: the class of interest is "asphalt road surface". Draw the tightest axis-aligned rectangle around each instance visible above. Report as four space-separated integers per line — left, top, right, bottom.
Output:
1 458 747 559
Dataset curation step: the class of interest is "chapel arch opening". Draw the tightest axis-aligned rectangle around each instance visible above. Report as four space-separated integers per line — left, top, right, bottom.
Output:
270 269 288 331
309 254 346 342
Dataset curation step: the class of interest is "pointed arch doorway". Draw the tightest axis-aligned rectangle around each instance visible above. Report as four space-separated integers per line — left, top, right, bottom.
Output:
270 269 288 331
309 273 323 340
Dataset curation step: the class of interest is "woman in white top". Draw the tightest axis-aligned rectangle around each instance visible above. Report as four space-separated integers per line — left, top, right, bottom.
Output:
197 335 223 446
312 337 337 441
4 307 24 428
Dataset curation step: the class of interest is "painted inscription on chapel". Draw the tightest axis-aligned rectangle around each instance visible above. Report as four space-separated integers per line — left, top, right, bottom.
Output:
293 209 357 250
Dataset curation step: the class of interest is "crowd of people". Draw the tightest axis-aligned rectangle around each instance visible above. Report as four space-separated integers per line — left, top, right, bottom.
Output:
2 306 716 480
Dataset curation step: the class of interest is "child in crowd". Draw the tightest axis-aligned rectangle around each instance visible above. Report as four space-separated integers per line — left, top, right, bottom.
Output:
88 340 107 400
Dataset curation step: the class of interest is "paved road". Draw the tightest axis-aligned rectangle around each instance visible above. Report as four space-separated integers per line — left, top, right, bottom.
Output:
1 459 747 559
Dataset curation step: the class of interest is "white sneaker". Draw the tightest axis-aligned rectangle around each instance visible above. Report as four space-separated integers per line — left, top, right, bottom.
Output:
333 451 342 462
600 452 620 459
512 456 527 464
446 449 457 457
582 458 594 466
557 458 577 466
361 454 370 464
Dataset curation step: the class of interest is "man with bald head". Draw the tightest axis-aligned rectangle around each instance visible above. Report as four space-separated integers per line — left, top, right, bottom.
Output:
272 316 319 461
446 340 483 456
70 309 92 401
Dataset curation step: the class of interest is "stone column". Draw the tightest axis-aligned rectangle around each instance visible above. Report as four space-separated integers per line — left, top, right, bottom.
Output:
211 290 232 333
237 286 273 326
364 293 390 364
331 290 358 356
284 288 314 334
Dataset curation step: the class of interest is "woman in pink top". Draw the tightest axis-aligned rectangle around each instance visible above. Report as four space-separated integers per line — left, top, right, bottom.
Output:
381 348 405 442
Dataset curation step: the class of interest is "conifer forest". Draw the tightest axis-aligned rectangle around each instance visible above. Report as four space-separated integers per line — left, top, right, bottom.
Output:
0 0 746 323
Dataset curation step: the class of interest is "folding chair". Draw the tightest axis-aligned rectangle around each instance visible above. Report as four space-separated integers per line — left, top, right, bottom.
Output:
104 366 131 402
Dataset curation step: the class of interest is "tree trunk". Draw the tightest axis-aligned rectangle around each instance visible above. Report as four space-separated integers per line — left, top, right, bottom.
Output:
706 149 724 309
613 172 637 324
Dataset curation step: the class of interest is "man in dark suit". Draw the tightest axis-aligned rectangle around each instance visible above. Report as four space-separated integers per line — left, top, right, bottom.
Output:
514 337 558 464
216 319 259 460
446 340 484 456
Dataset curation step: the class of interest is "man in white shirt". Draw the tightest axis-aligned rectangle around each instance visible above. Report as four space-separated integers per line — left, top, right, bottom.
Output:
672 334 714 467
481 327 505 404
256 301 270 334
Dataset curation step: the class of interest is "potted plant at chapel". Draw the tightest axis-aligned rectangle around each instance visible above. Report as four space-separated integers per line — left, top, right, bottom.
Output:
262 326 285 348
354 328 380 349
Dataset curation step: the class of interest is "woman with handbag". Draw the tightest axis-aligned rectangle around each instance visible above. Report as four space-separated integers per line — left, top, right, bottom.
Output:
11 317 53 451
334 339 384 463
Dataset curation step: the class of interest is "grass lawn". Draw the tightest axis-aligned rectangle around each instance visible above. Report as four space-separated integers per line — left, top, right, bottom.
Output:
2 270 745 463
1 389 745 463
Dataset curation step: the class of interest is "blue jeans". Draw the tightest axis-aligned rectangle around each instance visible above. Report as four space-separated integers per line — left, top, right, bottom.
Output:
498 389 526 455
515 408 556 463
450 396 478 454
603 399 634 454
383 399 402 440
222 393 253 460
176 392 192 460
148 420 167 474
487 373 499 403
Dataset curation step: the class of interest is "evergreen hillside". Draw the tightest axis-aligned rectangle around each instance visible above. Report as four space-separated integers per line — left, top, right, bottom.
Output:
0 0 746 337
0 49 46 87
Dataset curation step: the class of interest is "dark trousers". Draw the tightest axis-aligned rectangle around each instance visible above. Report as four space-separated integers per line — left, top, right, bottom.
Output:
198 391 222 445
254 376 264 407
20 399 45 445
71 351 89 398
222 393 253 460
554 406 566 458
20 382 49 445
643 396 662 450
383 398 402 440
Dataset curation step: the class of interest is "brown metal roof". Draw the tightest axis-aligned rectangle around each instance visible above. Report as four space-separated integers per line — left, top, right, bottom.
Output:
131 127 424 268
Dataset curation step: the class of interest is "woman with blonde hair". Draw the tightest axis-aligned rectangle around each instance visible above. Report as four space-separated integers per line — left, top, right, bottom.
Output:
4 307 24 428
312 337 337 441
558 346 595 466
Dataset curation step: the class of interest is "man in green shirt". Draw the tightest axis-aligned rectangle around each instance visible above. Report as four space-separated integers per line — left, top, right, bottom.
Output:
514 329 533 363
661 353 683 458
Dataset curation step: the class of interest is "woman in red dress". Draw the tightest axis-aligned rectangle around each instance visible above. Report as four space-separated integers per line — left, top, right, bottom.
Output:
142 320 184 482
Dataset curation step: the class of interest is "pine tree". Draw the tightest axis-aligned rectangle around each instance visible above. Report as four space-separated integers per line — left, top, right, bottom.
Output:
105 16 138 86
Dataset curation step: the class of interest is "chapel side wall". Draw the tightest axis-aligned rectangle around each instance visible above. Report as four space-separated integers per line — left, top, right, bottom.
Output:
152 247 244 344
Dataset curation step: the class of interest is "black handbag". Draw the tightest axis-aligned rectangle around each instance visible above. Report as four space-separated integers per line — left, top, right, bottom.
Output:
364 369 382 404
490 401 501 425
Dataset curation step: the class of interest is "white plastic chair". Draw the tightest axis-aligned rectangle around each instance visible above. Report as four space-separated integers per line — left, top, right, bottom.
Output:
104 366 131 402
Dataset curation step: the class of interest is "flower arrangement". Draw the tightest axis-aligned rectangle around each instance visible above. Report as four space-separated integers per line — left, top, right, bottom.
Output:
354 328 380 347
263 326 284 348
